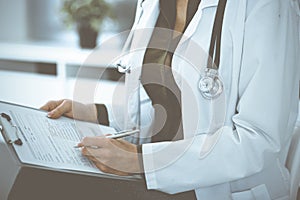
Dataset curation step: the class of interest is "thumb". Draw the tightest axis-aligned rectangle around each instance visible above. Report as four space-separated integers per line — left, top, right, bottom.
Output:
40 100 63 111
47 100 71 119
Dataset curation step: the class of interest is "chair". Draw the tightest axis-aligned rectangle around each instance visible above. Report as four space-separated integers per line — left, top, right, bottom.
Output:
286 122 300 200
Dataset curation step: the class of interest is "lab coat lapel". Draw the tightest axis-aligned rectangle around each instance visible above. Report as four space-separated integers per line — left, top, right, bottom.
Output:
172 0 219 97
179 0 219 45
201 0 219 9
123 0 159 142
137 0 159 29
227 0 247 101
130 0 159 50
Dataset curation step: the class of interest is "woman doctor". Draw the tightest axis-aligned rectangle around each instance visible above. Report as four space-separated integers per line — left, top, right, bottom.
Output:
41 0 300 199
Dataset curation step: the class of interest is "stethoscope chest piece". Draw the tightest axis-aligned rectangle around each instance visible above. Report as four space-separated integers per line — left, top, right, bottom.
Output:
198 68 223 100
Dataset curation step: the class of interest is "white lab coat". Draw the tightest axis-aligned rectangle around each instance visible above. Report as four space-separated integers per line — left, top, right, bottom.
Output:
106 0 300 199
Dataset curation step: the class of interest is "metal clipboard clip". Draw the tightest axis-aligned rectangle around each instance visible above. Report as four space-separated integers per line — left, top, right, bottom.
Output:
0 113 23 145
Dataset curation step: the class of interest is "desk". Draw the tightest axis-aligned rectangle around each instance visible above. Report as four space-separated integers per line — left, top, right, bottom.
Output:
0 42 121 78
0 70 123 108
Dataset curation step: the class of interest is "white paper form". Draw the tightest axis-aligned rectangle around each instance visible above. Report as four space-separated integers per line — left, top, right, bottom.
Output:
0 102 116 174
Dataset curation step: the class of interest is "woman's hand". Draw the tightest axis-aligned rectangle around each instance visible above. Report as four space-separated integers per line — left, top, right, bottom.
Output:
78 137 142 176
40 99 98 123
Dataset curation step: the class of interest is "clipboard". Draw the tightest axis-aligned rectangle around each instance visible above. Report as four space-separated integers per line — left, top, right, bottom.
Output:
0 112 23 145
0 100 143 176
0 101 143 200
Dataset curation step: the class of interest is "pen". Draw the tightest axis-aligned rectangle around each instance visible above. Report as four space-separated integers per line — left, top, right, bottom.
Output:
106 129 139 139
74 129 139 149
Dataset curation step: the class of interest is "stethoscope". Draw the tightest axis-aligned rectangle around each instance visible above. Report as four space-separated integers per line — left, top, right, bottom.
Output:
198 0 227 99
116 0 227 100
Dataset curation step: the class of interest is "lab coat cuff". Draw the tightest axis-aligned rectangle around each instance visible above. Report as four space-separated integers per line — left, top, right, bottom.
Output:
142 143 158 190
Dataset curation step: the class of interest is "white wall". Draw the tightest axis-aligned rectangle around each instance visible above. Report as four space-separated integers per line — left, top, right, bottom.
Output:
26 0 66 41
0 0 66 42
0 0 28 41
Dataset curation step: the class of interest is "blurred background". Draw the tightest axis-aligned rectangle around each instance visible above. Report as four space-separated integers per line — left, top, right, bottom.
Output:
0 0 136 107
0 0 136 45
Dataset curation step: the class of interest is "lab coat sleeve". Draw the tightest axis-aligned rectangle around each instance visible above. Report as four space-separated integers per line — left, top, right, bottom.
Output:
142 0 300 194
103 88 154 135
102 102 123 131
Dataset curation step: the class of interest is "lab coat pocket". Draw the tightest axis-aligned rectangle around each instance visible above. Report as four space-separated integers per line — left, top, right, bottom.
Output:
231 184 271 200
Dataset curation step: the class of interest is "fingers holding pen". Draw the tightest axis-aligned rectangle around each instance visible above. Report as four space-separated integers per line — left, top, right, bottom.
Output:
78 136 109 149
81 146 104 158
79 137 111 159
87 154 130 176
78 136 140 175
79 137 131 175
82 147 131 176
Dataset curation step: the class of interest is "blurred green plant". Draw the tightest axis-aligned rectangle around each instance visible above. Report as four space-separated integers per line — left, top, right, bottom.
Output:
60 0 114 32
